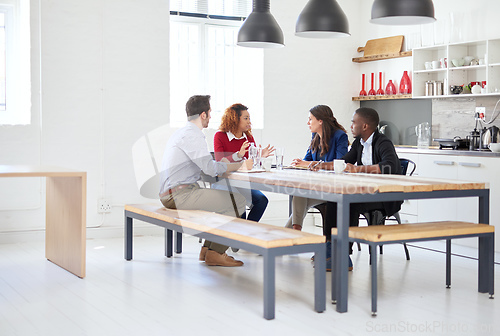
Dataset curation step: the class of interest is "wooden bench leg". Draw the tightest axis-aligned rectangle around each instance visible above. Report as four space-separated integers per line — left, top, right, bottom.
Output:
263 252 276 320
125 215 133 260
314 244 326 313
446 239 451 288
175 231 183 254
371 243 378 316
165 229 173 258
478 233 495 298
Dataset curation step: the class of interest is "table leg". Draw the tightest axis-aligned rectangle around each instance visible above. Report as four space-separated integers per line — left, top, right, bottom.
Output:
371 243 378 316
334 199 349 313
125 216 133 260
175 231 182 253
165 229 173 257
478 189 492 295
314 244 326 313
45 176 86 278
446 239 451 288
478 233 494 296
263 251 276 320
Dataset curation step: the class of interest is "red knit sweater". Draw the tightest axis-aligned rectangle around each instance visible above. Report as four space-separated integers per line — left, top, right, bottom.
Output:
213 131 256 162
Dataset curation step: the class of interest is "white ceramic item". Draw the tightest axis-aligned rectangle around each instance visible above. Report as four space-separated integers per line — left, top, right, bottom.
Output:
488 143 500 152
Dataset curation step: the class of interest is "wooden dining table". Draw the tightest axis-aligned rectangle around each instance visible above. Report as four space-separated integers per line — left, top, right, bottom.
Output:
227 168 490 313
0 165 87 278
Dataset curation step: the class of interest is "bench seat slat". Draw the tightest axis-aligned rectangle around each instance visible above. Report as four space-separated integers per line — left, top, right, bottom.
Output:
332 221 494 243
126 204 325 248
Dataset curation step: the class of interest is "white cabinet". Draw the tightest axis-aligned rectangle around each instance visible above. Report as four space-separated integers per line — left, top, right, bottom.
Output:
417 155 458 222
412 39 500 98
396 149 500 252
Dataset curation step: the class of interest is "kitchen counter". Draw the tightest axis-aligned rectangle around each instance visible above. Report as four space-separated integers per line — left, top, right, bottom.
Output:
396 146 500 158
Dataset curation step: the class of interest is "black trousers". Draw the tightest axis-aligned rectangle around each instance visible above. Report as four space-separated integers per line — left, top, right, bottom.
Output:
323 201 386 254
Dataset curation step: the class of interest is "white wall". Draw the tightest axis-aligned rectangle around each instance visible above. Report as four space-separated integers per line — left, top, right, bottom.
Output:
2 0 500 240
0 0 169 241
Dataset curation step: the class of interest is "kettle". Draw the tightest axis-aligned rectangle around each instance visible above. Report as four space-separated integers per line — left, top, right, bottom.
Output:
482 125 500 147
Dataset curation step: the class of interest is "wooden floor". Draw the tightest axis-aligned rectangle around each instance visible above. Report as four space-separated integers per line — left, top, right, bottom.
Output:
1 231 499 336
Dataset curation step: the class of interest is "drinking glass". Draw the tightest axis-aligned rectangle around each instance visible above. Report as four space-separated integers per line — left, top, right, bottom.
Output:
248 144 258 169
255 146 262 169
275 148 284 170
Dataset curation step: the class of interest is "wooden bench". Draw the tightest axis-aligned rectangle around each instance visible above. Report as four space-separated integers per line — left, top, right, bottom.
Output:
124 203 327 320
331 221 495 316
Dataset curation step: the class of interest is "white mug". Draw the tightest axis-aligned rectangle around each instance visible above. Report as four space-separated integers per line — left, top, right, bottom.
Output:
431 60 440 69
262 157 272 171
488 143 500 152
333 159 346 173
424 61 432 70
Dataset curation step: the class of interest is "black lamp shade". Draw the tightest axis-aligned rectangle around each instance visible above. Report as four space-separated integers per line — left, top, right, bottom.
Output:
371 0 436 25
237 0 284 48
295 0 350 38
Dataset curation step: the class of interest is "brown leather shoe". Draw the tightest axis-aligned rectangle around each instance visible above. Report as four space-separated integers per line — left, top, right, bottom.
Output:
205 250 244 267
199 246 208 261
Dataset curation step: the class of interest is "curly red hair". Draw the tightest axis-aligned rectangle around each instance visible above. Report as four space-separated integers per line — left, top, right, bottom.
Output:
219 103 252 137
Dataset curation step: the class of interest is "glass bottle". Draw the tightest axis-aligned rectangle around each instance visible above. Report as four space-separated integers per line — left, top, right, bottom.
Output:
399 71 412 94
359 74 367 96
385 80 396 95
376 72 384 95
368 73 376 96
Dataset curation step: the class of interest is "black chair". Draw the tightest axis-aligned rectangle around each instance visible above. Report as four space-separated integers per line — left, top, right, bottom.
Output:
358 158 416 260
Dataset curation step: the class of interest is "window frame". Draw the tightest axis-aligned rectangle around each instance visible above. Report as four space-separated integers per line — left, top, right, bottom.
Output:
0 0 31 125
169 14 264 130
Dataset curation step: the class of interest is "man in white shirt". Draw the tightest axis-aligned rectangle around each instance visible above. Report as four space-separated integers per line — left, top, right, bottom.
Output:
160 95 252 267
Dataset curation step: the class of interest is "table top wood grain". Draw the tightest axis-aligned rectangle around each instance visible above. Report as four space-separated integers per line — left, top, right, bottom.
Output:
228 170 486 194
0 165 86 178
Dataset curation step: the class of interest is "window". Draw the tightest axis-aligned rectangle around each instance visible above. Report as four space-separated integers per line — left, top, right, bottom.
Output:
169 1 264 129
0 0 31 125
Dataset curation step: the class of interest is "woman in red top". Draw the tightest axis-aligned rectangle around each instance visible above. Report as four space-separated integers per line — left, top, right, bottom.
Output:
214 103 274 222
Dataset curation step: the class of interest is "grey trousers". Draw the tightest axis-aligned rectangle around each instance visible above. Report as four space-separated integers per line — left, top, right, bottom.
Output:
160 183 246 254
285 196 325 229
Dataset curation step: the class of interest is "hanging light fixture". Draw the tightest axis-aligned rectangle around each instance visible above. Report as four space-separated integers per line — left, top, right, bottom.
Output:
370 0 436 25
237 0 284 48
295 0 350 38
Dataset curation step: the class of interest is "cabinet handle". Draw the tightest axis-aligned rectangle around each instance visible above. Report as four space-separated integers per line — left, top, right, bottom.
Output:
458 162 481 168
433 160 455 165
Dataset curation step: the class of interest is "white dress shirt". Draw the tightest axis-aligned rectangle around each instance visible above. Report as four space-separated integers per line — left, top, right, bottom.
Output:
159 122 227 194
360 132 374 166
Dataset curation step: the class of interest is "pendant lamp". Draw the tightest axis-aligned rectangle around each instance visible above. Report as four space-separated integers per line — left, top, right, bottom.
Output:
370 0 436 25
295 0 350 38
237 0 284 48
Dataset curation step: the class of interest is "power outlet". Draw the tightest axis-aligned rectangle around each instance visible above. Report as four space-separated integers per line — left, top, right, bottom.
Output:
475 106 486 120
97 199 112 213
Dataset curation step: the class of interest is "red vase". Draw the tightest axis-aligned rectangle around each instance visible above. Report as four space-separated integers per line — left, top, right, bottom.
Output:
376 72 384 95
359 74 367 96
385 80 396 95
368 73 376 96
399 71 412 94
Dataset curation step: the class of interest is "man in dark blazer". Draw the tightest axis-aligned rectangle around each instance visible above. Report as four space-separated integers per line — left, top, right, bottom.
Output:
312 107 402 270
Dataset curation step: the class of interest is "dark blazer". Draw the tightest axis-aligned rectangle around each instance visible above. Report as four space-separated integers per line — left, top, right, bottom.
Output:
342 130 402 216
304 128 348 162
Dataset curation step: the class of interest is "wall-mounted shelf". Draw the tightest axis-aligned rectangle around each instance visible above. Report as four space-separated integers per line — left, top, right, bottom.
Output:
352 94 412 101
352 51 412 63
412 39 500 98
